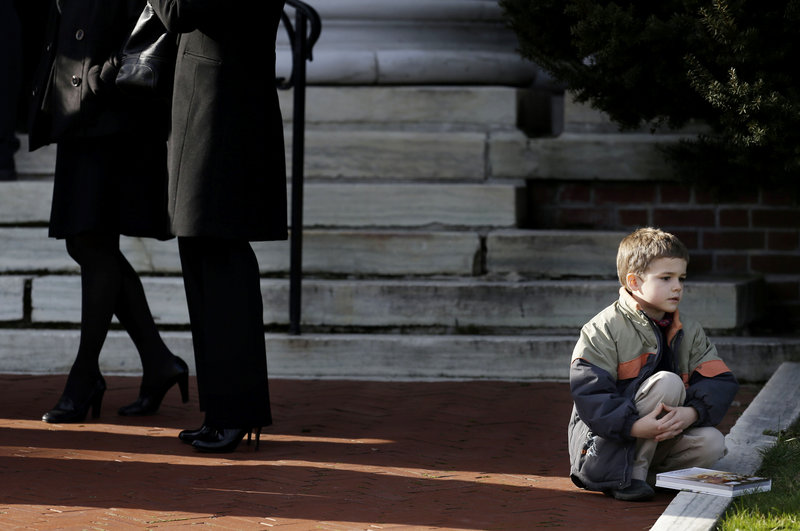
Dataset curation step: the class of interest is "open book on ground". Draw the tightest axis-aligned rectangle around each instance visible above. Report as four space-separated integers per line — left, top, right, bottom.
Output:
655 467 772 497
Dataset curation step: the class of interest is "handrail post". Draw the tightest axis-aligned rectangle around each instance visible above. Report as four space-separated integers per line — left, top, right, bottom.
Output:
278 0 321 336
287 11 307 335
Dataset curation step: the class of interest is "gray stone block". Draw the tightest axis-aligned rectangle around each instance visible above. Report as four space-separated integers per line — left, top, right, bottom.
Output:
2 228 480 277
0 181 523 228
2 330 797 383
278 230 481 276
0 228 77 273
490 130 686 181
280 86 519 126
134 231 481 276
275 0 536 86
13 134 56 176
486 229 625 278
714 337 800 383
0 181 52 223
302 183 523 228
266 333 572 380
0 329 572 380
295 129 487 180
31 276 190 325
29 277 763 332
0 277 24 321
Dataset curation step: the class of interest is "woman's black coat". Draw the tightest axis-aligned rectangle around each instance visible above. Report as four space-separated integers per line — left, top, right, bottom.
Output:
28 0 149 149
149 0 288 242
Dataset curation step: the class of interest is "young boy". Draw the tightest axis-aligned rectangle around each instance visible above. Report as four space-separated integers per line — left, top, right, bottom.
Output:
568 227 739 501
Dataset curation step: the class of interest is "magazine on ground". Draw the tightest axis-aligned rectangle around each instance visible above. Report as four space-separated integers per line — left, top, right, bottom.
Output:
655 467 772 497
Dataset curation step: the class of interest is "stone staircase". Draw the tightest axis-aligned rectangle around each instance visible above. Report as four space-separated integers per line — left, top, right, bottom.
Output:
1 85 796 382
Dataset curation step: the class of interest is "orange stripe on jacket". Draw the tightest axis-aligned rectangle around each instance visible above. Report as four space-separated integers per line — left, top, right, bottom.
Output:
681 359 732 385
617 353 652 380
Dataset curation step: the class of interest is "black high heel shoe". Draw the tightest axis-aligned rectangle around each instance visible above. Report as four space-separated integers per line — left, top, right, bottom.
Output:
42 376 106 423
192 427 262 453
118 355 189 416
178 425 218 445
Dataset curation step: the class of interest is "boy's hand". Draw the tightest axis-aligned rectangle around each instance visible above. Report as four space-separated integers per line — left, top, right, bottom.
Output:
630 403 699 442
653 404 698 442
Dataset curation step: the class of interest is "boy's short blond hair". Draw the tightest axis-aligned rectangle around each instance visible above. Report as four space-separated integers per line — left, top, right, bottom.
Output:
616 227 690 286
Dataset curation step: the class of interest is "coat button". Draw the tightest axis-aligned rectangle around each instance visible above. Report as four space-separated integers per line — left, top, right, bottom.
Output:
75 29 85 40
71 75 81 87
45 42 52 52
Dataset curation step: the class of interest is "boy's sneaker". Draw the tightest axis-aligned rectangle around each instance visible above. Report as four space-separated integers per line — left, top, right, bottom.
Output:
607 479 655 501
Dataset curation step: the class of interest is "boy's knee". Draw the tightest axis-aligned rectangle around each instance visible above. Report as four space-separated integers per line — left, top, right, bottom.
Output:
692 427 727 467
642 371 685 406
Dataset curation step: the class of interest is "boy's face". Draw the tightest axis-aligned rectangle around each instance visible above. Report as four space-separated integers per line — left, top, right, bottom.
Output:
626 257 687 320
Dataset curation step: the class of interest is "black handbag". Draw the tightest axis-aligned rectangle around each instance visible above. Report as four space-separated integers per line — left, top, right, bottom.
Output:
115 1 176 100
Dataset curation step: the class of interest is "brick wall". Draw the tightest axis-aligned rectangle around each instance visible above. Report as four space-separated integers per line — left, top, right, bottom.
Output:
528 181 800 331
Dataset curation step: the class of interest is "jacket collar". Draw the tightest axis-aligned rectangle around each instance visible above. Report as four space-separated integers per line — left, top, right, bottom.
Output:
617 287 683 342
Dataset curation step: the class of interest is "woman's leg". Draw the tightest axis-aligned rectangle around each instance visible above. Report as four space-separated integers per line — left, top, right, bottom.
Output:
112 241 189 415
49 231 186 419
113 250 180 389
60 232 122 397
177 236 271 451
43 232 119 421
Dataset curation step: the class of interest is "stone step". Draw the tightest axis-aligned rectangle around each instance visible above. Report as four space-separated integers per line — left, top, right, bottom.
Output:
486 229 626 279
17 276 762 332
0 330 795 382
294 128 489 180
0 181 524 228
490 130 687 181
0 228 631 279
276 1 536 85
16 128 685 183
279 86 522 126
0 227 482 277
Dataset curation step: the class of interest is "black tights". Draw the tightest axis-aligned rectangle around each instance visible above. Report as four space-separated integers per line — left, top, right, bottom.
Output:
62 232 173 397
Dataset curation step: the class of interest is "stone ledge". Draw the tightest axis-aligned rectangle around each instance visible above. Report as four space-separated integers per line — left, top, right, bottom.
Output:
279 86 520 126
0 228 481 277
651 362 800 531
490 131 689 181
0 277 24 321
295 129 488 180
0 331 797 383
28 277 762 331
486 229 625 278
0 181 525 228
282 49 534 86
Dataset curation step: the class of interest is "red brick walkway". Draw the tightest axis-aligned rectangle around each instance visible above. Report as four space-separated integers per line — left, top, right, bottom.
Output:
0 375 756 530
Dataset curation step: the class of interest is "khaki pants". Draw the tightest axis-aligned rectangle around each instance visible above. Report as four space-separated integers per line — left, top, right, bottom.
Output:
632 371 727 484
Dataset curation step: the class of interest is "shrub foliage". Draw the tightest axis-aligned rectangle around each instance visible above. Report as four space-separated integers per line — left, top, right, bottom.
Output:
500 0 800 190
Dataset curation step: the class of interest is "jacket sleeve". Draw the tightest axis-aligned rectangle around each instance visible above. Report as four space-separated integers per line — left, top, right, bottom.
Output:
683 325 739 427
570 326 639 442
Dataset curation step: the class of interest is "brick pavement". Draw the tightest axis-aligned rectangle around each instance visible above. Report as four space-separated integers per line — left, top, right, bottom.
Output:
0 375 756 530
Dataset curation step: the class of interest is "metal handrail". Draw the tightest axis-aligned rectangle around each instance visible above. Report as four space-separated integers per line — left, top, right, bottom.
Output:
277 0 321 335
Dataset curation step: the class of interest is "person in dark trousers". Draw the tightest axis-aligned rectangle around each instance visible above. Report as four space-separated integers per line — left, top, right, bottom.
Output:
28 0 189 423
0 0 22 181
148 0 288 453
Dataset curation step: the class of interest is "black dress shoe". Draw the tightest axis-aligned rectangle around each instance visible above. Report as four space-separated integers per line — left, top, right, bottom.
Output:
178 425 218 445
192 428 261 453
118 356 189 416
42 377 106 423
607 479 655 501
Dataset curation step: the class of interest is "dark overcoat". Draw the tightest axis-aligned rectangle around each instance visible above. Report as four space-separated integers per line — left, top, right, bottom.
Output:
149 0 288 242
28 0 151 149
27 0 171 240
